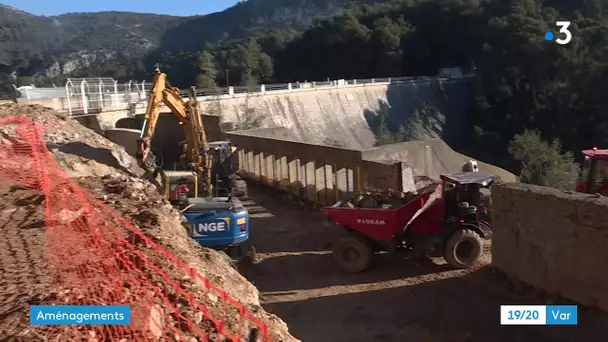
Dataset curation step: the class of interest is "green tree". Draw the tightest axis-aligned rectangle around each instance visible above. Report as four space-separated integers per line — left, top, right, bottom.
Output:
370 16 409 76
16 76 34 86
232 38 273 85
9 0 608 192
195 51 218 91
508 130 579 190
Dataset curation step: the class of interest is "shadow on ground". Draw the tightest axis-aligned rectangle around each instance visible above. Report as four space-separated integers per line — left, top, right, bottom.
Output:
247 253 453 292
46 142 136 176
242 187 333 254
264 266 608 342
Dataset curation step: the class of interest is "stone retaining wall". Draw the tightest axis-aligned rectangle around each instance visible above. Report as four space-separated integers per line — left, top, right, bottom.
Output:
491 182 608 311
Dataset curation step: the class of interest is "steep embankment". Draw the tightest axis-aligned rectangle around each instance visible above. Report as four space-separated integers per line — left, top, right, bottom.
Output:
0 104 297 341
204 78 470 149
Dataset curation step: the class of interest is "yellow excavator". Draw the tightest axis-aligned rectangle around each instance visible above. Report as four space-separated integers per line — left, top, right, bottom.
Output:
135 68 246 202
135 68 254 263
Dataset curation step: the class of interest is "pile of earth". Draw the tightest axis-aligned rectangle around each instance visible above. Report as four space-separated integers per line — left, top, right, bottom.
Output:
0 103 144 178
0 104 297 341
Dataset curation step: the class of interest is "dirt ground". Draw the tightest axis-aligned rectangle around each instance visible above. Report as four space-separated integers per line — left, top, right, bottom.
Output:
0 174 296 341
242 187 608 342
0 183 57 341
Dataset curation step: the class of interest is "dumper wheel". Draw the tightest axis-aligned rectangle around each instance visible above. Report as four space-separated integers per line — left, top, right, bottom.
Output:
443 229 483 269
234 179 248 197
332 234 373 273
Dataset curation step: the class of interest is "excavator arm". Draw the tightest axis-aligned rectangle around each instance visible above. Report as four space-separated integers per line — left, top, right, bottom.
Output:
135 71 212 192
182 86 212 189
135 71 168 169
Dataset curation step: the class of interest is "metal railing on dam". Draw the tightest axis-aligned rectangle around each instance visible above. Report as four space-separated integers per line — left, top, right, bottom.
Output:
16 74 474 116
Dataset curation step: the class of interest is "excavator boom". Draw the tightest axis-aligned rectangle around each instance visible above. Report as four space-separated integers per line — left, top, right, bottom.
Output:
135 71 211 192
185 87 212 188
135 71 166 168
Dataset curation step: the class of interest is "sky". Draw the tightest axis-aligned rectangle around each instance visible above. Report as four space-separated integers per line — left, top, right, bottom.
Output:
2 0 242 16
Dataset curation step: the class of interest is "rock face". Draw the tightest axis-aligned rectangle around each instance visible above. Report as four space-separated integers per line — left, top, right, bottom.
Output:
0 104 298 341
491 182 608 311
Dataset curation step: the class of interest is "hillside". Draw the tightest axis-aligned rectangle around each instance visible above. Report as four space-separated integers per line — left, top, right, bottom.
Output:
94 0 608 191
4 0 608 190
0 0 387 78
0 5 182 73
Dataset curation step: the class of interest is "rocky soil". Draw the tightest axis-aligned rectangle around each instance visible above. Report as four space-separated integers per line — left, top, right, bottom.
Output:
0 104 297 341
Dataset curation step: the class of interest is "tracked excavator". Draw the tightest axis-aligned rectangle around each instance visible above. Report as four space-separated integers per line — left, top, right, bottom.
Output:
135 68 246 200
576 147 608 195
135 68 254 263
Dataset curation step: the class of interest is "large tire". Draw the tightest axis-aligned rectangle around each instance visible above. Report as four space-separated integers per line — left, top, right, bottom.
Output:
332 234 373 273
234 179 248 197
443 229 483 269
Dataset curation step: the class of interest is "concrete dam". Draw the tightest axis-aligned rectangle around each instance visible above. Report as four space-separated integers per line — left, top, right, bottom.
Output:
102 77 515 187
201 78 470 149
197 77 514 183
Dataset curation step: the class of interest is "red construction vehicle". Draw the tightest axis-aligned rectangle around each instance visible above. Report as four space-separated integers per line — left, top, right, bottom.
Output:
323 172 493 273
576 147 608 195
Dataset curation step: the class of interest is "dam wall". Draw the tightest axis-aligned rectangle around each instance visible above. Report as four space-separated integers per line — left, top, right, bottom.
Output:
200 78 471 149
89 75 517 191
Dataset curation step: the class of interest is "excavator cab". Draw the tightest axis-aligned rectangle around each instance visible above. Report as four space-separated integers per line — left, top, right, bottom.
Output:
172 140 243 197
576 147 608 195
160 170 199 204
208 141 243 196
209 141 236 173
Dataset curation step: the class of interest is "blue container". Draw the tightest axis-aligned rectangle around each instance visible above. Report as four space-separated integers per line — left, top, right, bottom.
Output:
182 197 249 247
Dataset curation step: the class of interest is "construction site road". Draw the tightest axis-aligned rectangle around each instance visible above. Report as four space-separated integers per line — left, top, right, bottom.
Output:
1 154 607 341
242 187 608 342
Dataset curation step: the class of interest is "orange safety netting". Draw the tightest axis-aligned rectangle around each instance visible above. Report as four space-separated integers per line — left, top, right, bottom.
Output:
0 116 269 341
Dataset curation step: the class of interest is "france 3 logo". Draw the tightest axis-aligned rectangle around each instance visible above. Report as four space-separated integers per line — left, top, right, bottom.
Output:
544 21 572 45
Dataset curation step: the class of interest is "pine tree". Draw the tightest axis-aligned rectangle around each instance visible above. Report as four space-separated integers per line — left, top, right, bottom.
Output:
196 51 218 92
